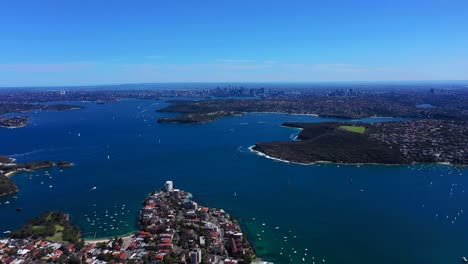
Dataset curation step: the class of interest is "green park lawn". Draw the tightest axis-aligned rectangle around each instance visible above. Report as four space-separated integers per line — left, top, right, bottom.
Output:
339 125 366 134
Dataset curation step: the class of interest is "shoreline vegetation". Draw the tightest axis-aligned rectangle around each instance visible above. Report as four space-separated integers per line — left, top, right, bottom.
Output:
9 211 81 243
249 145 465 167
0 155 75 197
251 121 467 166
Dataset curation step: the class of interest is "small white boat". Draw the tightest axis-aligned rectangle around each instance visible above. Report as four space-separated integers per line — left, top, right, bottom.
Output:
107 155 110 160
3 230 11 234
90 187 97 191
462 256 468 263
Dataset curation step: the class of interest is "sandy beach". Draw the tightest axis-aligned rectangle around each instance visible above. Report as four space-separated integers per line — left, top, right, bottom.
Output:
84 233 134 244
4 171 18 177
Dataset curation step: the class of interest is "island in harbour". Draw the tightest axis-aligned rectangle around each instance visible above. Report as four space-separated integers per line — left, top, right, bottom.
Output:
1 181 266 264
0 155 75 197
252 120 468 166
0 116 29 129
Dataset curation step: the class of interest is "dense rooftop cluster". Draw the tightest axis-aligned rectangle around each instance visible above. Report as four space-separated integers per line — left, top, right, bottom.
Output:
1 235 156 264
0 182 265 264
368 120 468 165
139 181 257 263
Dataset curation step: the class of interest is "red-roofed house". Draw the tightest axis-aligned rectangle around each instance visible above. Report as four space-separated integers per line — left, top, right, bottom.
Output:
157 243 174 250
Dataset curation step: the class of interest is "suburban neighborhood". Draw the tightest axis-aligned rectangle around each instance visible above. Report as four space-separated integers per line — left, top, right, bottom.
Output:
0 181 267 264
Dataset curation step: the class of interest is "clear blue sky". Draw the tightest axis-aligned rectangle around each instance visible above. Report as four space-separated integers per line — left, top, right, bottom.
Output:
1 0 467 86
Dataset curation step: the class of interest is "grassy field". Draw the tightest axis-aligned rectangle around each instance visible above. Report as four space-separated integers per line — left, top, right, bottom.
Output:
11 212 80 242
339 125 366 134
46 225 64 241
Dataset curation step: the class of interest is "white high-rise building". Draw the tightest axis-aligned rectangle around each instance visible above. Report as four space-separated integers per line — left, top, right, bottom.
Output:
190 248 202 264
165 181 174 192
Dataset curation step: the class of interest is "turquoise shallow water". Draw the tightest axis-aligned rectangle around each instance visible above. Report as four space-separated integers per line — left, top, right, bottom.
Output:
0 98 467 264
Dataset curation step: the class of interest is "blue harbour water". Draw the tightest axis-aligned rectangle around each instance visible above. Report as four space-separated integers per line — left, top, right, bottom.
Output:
0 98 467 264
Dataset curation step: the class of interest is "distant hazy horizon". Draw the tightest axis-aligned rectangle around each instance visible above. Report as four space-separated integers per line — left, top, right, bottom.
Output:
1 80 468 91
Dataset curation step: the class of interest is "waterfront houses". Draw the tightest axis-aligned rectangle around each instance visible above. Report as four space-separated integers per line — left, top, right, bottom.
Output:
369 119 468 165
138 181 257 263
0 181 265 264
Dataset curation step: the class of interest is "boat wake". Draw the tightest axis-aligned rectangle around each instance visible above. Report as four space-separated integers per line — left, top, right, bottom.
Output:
248 145 310 166
237 146 248 153
9 148 50 159
289 133 299 141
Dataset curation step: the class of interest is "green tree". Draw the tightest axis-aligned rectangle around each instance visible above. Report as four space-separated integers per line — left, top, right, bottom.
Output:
242 254 253 264
67 255 81 264
163 255 175 264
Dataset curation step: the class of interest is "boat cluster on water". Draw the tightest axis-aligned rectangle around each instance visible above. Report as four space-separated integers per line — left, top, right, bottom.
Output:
0 169 60 206
82 203 132 235
250 217 327 264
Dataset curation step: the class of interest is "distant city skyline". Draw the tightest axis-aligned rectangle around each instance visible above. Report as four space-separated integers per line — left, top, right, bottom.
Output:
1 0 468 86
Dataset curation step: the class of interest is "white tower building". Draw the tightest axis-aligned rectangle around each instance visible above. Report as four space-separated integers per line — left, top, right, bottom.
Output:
165 181 174 192
190 248 202 264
